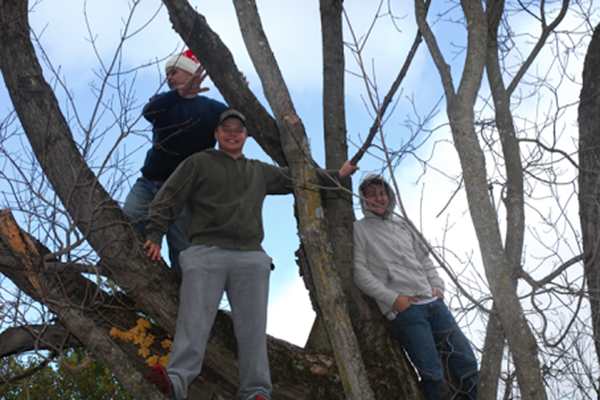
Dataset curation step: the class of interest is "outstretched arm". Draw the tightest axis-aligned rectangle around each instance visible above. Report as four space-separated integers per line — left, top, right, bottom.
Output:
339 160 359 179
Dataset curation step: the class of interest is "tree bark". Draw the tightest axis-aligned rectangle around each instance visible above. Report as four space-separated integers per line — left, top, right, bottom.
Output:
0 208 352 399
230 0 374 398
318 1 427 398
414 0 547 398
161 0 286 167
0 1 346 398
579 21 600 375
478 1 521 397
0 325 83 358
480 1 569 397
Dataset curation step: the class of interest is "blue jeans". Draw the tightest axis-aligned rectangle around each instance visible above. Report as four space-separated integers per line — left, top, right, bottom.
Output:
123 176 189 276
391 298 478 400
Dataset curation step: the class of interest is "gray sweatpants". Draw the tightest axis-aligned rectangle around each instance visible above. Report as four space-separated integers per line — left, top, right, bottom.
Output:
167 245 273 400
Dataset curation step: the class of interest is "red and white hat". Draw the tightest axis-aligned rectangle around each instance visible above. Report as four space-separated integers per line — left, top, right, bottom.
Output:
165 49 199 74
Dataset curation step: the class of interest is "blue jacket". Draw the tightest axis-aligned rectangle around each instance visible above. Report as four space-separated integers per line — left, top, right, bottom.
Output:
140 89 228 181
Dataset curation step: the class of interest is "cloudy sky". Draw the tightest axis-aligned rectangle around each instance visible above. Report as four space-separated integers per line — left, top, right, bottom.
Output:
1 0 594 352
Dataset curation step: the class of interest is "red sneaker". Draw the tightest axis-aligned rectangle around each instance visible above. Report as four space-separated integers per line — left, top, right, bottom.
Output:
252 396 265 400
149 364 172 395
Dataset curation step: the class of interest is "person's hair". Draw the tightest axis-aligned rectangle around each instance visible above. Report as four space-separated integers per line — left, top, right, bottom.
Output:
360 177 385 195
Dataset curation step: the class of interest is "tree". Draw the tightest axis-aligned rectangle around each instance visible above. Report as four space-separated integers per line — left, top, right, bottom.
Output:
413 1 596 398
0 0 596 399
0 0 422 398
579 19 600 386
0 348 133 399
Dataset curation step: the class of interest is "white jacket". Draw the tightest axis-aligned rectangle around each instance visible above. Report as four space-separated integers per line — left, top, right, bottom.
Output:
353 174 445 315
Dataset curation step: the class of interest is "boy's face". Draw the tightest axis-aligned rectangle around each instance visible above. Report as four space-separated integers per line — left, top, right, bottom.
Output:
363 184 390 216
166 67 192 90
214 117 248 158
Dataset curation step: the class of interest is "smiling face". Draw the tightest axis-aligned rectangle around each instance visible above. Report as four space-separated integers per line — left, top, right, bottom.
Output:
363 183 390 216
214 117 248 158
166 67 192 90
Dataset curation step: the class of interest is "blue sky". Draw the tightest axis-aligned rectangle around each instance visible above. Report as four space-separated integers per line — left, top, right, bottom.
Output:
0 0 593 359
1 0 437 346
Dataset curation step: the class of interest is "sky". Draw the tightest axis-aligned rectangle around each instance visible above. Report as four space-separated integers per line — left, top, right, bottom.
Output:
0 0 596 370
2 0 437 347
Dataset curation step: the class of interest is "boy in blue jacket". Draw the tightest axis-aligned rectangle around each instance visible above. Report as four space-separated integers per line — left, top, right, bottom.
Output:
124 50 227 275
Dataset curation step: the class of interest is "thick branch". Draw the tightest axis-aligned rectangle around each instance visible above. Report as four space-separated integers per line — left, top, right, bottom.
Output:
160 0 286 166
578 20 600 374
0 325 82 358
321 0 348 169
0 209 166 399
0 0 181 336
416 0 547 398
478 1 521 395
414 0 455 100
231 0 374 398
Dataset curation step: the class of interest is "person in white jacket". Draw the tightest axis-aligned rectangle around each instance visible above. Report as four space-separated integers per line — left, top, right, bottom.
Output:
353 174 478 400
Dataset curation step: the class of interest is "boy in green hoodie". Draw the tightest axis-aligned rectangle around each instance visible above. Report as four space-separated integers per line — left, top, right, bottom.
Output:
145 110 358 400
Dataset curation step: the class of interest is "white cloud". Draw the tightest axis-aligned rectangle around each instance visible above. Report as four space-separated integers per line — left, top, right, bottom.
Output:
267 278 315 347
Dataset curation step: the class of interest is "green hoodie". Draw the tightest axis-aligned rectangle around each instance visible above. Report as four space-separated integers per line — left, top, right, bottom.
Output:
145 148 341 251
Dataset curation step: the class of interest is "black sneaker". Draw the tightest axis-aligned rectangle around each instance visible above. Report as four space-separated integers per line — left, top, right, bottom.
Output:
149 364 172 395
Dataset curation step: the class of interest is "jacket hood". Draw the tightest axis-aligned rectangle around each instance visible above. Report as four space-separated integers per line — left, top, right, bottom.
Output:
358 173 397 219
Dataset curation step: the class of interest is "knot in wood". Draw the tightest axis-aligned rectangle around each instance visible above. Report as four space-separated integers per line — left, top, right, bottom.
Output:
18 76 40 92
282 114 301 126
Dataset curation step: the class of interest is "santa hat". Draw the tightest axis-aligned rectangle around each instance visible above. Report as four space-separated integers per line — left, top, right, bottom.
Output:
165 49 199 74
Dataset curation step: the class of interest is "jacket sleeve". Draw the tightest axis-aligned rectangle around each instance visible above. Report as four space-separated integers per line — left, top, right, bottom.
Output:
142 90 183 124
262 164 342 194
410 227 445 296
262 165 295 194
353 223 399 309
315 169 341 187
144 157 197 244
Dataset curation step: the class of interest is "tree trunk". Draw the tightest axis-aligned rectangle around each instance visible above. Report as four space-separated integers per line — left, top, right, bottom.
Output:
317 1 427 398
230 0 374 398
0 1 345 398
478 1 522 397
578 21 600 376
161 0 286 167
414 1 547 398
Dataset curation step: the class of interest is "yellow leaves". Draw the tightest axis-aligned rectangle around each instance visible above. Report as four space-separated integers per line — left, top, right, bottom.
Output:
159 354 170 367
145 355 159 367
145 354 170 368
110 318 170 368
137 318 151 329
139 346 151 358
109 327 120 339
161 338 173 350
